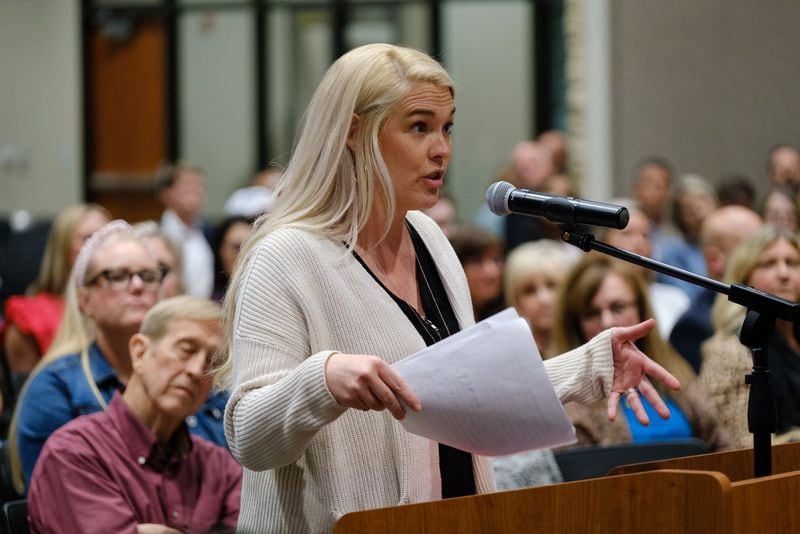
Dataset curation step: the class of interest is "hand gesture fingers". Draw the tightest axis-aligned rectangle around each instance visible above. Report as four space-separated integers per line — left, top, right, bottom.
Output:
642 354 681 392
638 377 671 420
607 390 623 421
607 319 681 423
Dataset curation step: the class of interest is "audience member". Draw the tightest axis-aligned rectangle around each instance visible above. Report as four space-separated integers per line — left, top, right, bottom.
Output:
767 144 800 193
700 226 800 449
536 130 573 197
10 221 227 493
449 227 506 321
537 130 568 175
211 215 253 303
3 204 110 381
669 206 763 372
134 220 185 298
552 253 728 450
631 156 677 261
599 199 689 338
761 185 799 233
224 167 281 218
155 163 215 298
28 296 242 532
421 191 458 238
503 141 565 250
504 240 574 357
716 173 756 210
658 174 718 299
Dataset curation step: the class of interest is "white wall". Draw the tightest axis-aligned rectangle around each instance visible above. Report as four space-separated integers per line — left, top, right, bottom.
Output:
611 1 800 195
0 0 82 218
442 1 534 221
179 11 257 215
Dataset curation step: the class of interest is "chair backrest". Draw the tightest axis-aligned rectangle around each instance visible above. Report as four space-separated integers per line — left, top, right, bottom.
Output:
553 438 710 482
2 499 28 534
0 441 21 505
0 219 51 309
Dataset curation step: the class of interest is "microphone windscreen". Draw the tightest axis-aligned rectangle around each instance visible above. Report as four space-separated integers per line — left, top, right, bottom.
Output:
486 181 514 215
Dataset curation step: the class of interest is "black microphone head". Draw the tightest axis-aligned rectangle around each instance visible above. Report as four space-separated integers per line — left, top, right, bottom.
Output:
486 181 515 215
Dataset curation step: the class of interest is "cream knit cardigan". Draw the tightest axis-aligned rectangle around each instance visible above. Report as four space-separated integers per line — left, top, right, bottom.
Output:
226 211 614 533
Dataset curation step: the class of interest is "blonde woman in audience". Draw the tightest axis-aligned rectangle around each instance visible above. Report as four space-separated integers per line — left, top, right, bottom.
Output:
552 253 729 450
700 226 800 449
9 220 225 494
3 204 109 378
504 240 573 357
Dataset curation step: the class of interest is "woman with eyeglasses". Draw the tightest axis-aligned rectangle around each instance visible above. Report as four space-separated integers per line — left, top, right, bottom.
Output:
551 252 729 450
9 220 223 493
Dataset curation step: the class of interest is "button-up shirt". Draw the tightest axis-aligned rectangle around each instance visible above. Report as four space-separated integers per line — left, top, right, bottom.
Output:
16 343 230 487
28 393 242 533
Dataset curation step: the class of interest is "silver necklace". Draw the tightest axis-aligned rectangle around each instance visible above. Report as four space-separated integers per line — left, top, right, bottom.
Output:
414 252 452 340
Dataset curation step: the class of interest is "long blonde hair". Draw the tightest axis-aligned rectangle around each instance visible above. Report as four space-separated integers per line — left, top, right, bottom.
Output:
214 43 454 388
8 221 154 494
711 225 800 336
28 203 110 295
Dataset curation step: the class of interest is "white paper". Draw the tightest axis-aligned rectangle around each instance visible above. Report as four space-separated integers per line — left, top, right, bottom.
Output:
393 308 576 456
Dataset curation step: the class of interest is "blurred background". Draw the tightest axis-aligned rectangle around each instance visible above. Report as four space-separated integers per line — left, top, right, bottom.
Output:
2 0 799 222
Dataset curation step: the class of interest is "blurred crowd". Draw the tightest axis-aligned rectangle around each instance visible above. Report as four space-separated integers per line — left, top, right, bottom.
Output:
1 137 800 519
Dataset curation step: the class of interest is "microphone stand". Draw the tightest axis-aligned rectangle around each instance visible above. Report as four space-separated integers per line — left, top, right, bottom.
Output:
560 227 800 477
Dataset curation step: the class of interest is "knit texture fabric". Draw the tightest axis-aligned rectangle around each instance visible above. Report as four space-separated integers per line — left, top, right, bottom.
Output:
225 211 615 533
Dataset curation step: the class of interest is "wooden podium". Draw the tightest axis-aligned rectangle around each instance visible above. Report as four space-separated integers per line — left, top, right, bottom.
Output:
334 443 800 533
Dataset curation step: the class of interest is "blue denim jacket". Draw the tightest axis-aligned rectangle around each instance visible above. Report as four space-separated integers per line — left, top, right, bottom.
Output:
17 343 229 487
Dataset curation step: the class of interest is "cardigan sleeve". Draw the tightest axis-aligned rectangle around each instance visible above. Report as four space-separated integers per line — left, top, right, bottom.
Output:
545 329 614 405
224 233 346 472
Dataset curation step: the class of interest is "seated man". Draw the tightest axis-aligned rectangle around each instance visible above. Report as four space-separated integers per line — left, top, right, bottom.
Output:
28 296 242 533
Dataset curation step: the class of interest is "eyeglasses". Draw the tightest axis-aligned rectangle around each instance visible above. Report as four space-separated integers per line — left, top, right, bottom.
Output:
580 300 638 323
85 267 164 291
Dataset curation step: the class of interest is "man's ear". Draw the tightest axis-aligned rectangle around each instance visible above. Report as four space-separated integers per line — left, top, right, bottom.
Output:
346 114 361 152
129 333 150 372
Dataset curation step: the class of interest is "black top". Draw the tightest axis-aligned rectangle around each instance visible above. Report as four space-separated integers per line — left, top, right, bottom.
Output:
353 221 477 498
769 332 800 435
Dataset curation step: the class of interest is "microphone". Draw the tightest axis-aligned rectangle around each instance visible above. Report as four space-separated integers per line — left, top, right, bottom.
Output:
485 181 629 230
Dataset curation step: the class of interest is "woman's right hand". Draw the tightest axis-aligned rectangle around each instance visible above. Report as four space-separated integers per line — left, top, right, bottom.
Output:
324 353 422 420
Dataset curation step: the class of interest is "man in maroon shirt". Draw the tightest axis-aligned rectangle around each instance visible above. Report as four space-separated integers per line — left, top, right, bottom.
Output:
28 296 242 533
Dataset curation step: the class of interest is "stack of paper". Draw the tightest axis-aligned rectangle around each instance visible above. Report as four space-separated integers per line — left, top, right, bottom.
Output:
393 308 576 456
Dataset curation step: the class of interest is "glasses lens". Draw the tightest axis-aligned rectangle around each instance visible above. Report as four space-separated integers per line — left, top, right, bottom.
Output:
136 269 162 286
106 269 131 290
96 268 163 290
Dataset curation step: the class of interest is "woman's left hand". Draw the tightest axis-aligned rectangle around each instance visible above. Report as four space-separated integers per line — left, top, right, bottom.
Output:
606 319 681 425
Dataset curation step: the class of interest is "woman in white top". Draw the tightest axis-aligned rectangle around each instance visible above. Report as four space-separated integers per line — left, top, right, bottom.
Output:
215 43 680 533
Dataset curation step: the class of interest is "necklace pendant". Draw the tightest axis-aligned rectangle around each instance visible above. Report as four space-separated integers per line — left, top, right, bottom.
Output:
425 318 441 340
